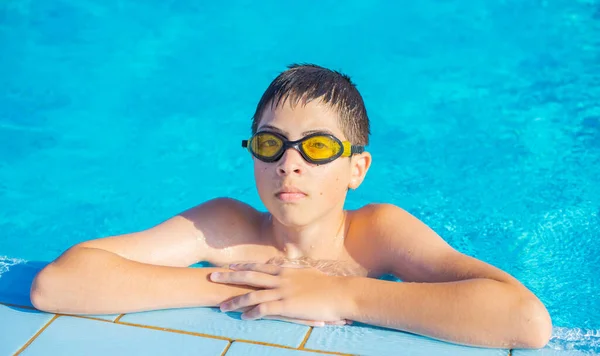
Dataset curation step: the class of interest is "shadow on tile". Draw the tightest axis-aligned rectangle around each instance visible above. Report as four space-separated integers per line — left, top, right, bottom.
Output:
1 303 54 316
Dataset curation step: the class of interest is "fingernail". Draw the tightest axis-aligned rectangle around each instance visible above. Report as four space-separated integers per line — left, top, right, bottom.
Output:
229 264 238 269
241 313 255 320
210 272 220 281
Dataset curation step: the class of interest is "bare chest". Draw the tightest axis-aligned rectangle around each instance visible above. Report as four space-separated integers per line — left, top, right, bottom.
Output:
206 237 385 278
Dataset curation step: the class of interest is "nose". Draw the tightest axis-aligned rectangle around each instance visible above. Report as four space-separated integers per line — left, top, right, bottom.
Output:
276 148 305 176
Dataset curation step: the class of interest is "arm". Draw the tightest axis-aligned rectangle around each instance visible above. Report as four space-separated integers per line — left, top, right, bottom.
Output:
341 269 549 348
340 204 552 349
30 247 256 315
30 198 257 315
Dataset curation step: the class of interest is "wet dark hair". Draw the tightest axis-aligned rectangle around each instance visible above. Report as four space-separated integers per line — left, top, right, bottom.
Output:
251 63 370 146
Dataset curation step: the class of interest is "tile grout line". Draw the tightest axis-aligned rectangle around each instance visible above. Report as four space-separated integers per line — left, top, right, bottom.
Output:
1 302 118 324
295 327 352 355
115 320 232 341
298 326 313 349
0 302 117 323
64 313 124 323
116 320 349 355
235 340 351 355
13 314 60 356
293 347 354 355
2 303 349 355
219 341 233 356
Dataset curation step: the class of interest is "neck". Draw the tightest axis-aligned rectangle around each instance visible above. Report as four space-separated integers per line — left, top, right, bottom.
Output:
268 208 347 260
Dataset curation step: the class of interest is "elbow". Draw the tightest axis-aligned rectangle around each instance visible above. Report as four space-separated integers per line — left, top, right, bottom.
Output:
29 246 86 312
30 264 59 312
516 297 553 349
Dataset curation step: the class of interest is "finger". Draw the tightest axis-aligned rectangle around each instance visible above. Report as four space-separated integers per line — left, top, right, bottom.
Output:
216 302 253 313
262 315 325 327
210 271 280 288
241 301 284 321
229 263 282 275
228 306 252 313
220 289 280 312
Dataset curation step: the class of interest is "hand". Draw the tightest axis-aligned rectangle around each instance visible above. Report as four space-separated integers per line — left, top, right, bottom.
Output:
209 263 352 325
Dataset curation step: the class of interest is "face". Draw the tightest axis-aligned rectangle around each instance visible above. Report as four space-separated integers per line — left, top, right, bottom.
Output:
252 99 371 227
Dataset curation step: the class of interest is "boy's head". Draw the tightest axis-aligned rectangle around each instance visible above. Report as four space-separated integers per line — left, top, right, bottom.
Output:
245 64 372 226
251 63 370 146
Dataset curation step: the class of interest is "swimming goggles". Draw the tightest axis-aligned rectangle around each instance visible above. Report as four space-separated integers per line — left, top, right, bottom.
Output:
242 131 365 164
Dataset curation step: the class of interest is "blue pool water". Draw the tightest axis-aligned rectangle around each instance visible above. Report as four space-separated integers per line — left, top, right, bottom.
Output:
1 0 599 352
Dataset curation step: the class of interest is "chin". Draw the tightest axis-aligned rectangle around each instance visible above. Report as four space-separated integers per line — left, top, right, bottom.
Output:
267 203 313 227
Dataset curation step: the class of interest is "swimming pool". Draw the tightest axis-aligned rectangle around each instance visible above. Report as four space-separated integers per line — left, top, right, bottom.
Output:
1 0 599 353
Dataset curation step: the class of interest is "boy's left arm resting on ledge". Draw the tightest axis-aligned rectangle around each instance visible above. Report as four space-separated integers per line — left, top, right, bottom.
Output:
346 204 552 349
339 273 550 349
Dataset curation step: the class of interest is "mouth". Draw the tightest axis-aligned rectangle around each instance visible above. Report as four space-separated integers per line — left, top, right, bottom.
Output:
275 187 307 202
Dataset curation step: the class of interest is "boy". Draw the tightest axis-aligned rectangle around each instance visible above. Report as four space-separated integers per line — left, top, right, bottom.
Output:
30 64 552 349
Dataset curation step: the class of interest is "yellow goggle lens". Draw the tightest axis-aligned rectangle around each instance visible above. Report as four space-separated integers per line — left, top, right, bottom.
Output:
301 136 341 160
250 133 283 157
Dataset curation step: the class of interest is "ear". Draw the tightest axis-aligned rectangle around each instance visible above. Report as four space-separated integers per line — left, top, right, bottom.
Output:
348 152 372 190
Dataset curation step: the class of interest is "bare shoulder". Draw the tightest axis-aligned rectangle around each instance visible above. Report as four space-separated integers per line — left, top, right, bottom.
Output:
346 203 437 274
180 197 263 228
179 197 266 249
77 197 264 267
350 202 434 244
352 202 455 258
350 203 528 291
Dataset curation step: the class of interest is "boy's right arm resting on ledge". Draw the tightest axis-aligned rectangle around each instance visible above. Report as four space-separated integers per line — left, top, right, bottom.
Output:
29 198 257 315
29 247 256 315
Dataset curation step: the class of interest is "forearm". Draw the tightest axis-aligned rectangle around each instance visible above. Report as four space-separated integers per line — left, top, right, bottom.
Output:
30 247 254 314
341 277 552 349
